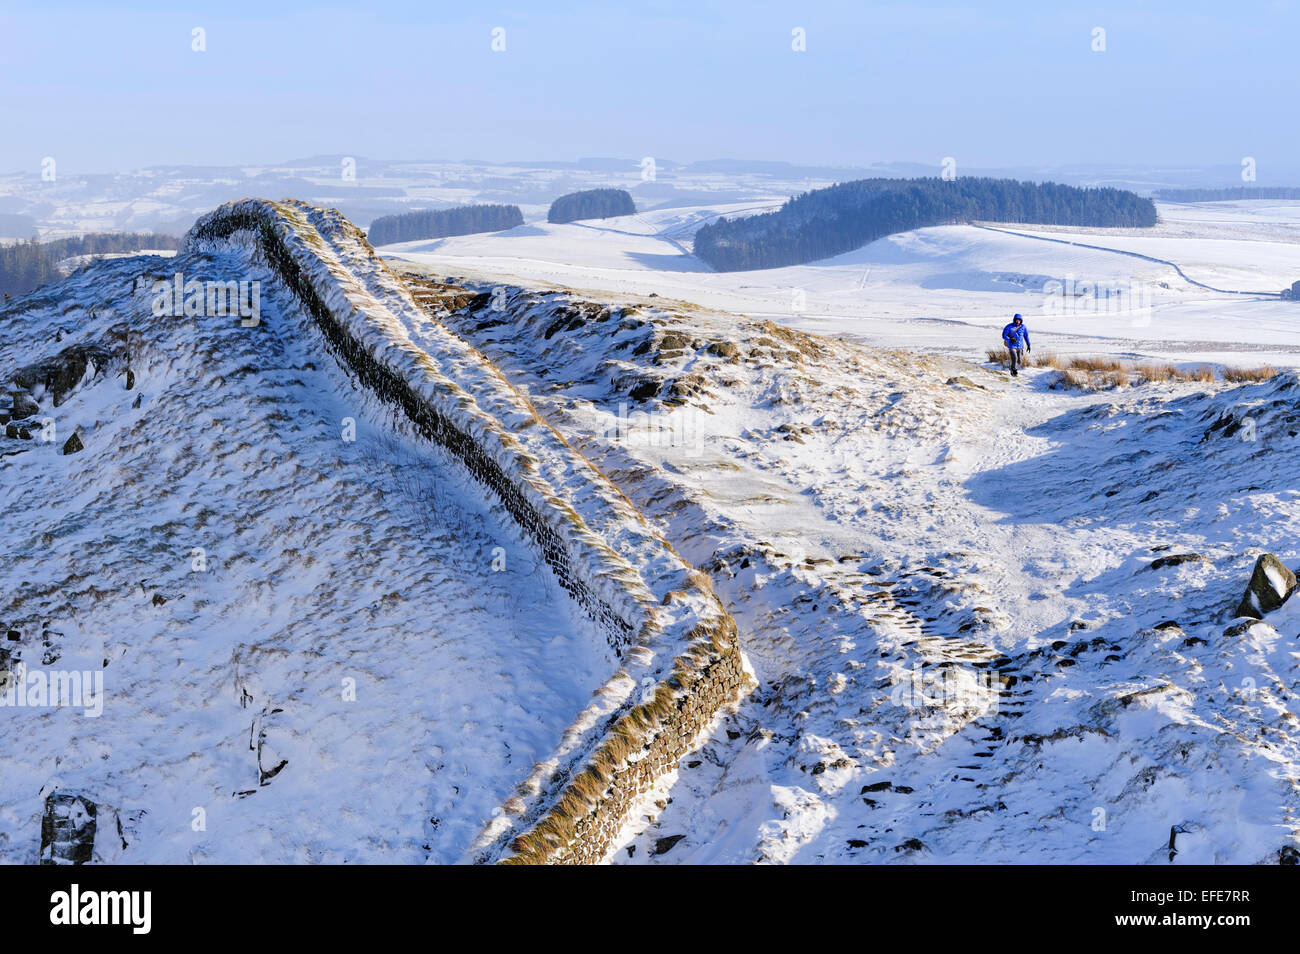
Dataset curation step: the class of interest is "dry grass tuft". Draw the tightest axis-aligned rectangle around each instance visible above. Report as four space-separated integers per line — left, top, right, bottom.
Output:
1223 365 1276 383
1032 350 1063 369
1136 363 1175 383
1069 356 1126 373
1177 364 1216 383
1011 352 1280 391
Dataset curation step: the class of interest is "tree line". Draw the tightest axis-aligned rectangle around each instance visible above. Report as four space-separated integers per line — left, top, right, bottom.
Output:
693 177 1158 272
547 188 636 224
367 204 524 246
1 232 180 300
1156 186 1300 202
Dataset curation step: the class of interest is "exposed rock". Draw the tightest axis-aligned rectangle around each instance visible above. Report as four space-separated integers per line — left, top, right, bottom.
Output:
651 834 685 856
1149 553 1206 570
1234 553 1297 619
9 389 39 417
40 792 97 865
1223 618 1279 640
61 432 83 455
657 331 691 352
13 344 115 407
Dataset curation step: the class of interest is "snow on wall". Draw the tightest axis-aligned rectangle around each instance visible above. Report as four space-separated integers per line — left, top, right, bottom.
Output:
181 199 751 863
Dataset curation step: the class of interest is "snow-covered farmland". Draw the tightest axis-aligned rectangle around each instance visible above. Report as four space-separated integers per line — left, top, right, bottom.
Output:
385 200 1300 370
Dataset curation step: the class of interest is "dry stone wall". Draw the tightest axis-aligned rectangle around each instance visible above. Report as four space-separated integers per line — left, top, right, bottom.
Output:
183 200 751 864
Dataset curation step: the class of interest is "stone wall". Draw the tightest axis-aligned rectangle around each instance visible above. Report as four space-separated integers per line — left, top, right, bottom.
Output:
188 203 638 651
183 200 752 864
522 635 748 864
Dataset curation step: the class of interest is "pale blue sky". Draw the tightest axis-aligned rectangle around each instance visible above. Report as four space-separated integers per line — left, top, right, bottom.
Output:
2 0 1296 176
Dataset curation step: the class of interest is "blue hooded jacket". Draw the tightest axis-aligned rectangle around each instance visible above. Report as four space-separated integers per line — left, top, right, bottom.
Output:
1002 320 1030 349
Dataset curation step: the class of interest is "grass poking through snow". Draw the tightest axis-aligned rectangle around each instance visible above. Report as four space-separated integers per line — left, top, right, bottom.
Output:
986 348 1276 390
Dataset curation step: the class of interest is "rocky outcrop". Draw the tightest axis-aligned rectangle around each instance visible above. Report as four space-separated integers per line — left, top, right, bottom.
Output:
13 344 115 407
1235 553 1297 619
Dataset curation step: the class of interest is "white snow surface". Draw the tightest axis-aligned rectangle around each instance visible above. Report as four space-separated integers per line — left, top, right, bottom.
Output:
402 268 1300 864
179 201 741 862
7 190 1300 865
1 198 744 866
0 234 624 863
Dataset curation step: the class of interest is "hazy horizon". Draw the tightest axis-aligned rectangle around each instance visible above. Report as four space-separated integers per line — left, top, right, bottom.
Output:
3 0 1298 178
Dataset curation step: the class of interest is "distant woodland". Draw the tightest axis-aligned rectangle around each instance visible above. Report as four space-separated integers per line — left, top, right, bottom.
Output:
1156 187 1300 202
0 233 180 300
547 189 636 224
367 204 524 246
694 177 1158 271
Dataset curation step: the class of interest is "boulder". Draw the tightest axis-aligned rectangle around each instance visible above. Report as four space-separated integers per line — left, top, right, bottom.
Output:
61 432 83 455
1235 553 1297 619
39 792 97 865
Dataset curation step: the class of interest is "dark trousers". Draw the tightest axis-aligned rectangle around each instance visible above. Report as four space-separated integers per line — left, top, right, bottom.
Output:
1008 347 1025 373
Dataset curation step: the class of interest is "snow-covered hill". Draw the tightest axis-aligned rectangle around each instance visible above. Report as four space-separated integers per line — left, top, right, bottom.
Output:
6 193 1299 865
400 267 1300 863
0 217 628 863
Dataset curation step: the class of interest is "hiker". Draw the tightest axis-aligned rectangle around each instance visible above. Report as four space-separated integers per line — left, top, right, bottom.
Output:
1002 313 1031 376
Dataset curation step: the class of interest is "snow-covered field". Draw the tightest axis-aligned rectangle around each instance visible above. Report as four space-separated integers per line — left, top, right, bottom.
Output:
386 200 1300 369
0 246 613 863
